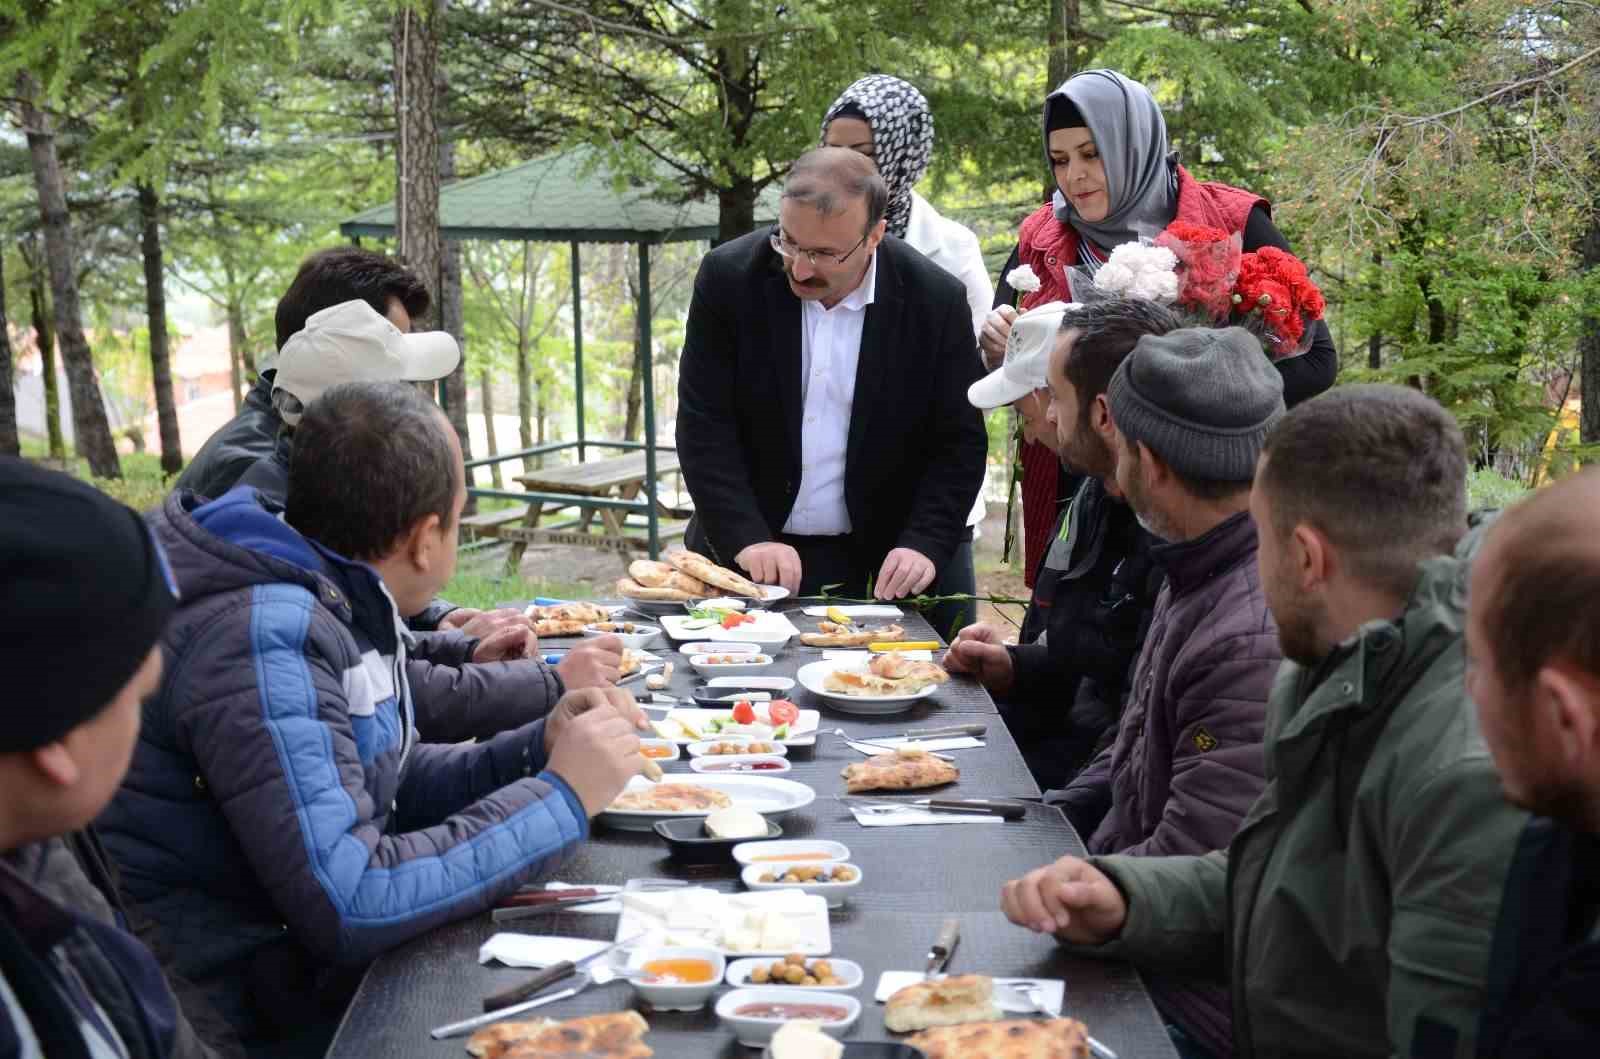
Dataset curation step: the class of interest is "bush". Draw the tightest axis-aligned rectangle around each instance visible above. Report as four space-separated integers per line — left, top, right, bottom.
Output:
1467 468 1530 512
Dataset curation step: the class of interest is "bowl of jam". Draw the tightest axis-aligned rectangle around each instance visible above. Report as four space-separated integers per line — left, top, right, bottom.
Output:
716 987 861 1047
625 946 725 1011
689 754 791 775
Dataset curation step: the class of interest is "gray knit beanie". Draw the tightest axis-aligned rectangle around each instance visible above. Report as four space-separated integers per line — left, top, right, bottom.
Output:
1107 326 1285 482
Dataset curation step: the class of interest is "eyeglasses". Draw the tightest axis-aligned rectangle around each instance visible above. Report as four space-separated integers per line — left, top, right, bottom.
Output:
770 228 867 267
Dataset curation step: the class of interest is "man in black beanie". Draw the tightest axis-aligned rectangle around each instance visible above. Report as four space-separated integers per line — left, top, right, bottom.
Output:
1003 326 1285 1059
0 457 240 1058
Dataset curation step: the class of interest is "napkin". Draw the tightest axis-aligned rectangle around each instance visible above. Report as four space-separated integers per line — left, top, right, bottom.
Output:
802 605 904 618
845 737 984 756
478 933 611 968
874 971 1065 1015
821 649 934 662
847 806 1004 828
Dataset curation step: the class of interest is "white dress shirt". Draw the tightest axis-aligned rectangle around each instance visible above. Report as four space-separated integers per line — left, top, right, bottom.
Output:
782 250 879 536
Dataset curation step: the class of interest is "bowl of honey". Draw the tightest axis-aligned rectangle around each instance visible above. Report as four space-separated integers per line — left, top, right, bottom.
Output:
624 946 725 1011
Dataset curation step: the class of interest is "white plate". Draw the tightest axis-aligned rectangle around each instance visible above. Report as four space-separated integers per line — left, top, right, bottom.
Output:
726 957 863 992
679 641 761 656
795 660 940 714
617 598 687 618
690 755 792 775
688 652 777 677
708 676 796 691
597 774 816 831
716 987 859 1048
615 887 831 957
661 611 800 647
582 622 661 650
732 839 851 867
873 972 1065 1016
687 739 789 759
658 707 820 746
741 862 861 907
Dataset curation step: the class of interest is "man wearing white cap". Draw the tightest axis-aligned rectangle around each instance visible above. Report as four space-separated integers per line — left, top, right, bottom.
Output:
221 299 628 743
948 298 1181 792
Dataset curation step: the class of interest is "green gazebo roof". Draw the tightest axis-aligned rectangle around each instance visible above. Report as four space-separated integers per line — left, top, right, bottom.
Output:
339 145 781 245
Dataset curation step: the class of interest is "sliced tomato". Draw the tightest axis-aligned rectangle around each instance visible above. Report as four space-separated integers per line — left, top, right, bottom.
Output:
767 700 799 727
731 700 757 725
720 611 755 629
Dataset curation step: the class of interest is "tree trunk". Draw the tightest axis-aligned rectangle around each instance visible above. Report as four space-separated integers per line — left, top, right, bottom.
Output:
137 181 182 474
1043 0 1081 200
226 297 247 412
25 244 65 460
435 56 474 489
717 184 757 246
19 73 120 477
1580 197 1600 456
623 252 643 440
391 0 443 329
0 250 16 457
517 241 535 471
480 368 502 489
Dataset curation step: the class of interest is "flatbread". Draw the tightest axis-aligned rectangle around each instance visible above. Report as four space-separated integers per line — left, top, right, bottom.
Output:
609 783 733 813
532 618 587 638
628 560 710 597
885 974 1001 1033
840 748 959 793
799 622 906 648
466 1011 652 1058
528 602 611 625
822 654 948 696
620 649 645 677
664 549 764 599
905 1018 1090 1059
617 577 699 602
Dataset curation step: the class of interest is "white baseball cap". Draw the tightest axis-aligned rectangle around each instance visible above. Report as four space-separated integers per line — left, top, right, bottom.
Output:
967 301 1074 410
273 299 461 425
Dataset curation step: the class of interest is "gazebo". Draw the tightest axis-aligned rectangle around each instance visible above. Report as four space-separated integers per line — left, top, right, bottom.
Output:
340 146 780 559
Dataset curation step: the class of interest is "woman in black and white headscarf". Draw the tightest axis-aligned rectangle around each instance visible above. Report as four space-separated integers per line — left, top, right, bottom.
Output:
822 74 992 636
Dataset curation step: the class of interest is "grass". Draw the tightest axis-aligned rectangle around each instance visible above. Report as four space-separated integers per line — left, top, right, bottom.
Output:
1466 467 1531 511
441 566 600 611
19 436 175 512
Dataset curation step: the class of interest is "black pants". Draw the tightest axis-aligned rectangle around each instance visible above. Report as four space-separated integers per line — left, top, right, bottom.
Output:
780 532 870 599
923 535 977 643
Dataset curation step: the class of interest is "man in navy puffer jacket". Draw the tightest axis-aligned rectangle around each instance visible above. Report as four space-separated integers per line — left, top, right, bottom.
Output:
99 382 648 1055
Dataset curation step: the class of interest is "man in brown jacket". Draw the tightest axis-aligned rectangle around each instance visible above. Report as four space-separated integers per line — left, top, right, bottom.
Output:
1010 326 1285 1059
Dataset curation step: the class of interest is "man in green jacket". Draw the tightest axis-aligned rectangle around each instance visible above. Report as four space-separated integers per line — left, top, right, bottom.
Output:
1001 384 1530 1059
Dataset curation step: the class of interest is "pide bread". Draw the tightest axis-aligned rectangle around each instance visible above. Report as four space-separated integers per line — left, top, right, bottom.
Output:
904 1017 1091 1058
616 577 699 602
466 1010 652 1057
884 974 1001 1033
664 549 764 599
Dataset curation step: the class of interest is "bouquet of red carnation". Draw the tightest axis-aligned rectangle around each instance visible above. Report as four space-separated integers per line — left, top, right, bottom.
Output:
1233 247 1326 359
1156 221 1242 319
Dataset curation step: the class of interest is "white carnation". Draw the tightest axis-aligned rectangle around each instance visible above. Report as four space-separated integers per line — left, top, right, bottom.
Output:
1093 243 1179 304
1006 264 1042 292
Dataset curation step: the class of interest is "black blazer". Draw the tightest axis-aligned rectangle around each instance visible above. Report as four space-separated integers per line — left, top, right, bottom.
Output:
676 228 987 576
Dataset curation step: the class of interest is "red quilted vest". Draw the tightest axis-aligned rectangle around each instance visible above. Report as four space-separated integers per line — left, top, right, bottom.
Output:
1011 166 1265 586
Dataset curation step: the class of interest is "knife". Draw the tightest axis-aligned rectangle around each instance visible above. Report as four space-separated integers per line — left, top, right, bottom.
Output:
925 918 960 979
902 723 988 739
481 932 643 1012
432 982 584 1039
847 796 1028 820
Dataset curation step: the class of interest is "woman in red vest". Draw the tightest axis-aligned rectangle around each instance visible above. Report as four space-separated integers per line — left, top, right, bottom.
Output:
982 69 1336 588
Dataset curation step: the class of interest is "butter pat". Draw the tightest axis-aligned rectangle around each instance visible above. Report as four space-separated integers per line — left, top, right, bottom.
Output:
769 1021 844 1059
704 806 767 839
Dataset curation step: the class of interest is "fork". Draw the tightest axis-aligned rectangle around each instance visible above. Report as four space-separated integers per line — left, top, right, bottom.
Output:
1006 982 1119 1059
831 728 955 762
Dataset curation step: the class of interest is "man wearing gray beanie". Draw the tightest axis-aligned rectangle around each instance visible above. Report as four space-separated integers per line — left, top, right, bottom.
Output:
1002 326 1285 1059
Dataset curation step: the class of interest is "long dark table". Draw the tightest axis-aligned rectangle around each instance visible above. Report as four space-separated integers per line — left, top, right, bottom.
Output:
326 602 1177 1058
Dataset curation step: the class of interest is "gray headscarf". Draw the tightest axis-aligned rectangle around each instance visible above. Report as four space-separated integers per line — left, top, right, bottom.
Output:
1045 70 1178 251
822 74 934 239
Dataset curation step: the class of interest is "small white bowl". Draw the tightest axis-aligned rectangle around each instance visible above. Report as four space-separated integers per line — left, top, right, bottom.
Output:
731 839 851 867
688 652 775 677
625 946 725 1012
678 641 761 656
715 987 860 1048
687 596 753 613
639 738 681 764
687 738 789 759
690 754 792 775
725 956 863 992
583 622 660 650
741 861 862 907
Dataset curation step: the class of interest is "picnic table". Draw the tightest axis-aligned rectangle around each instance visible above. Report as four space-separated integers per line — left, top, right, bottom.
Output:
324 603 1178 1059
463 450 690 571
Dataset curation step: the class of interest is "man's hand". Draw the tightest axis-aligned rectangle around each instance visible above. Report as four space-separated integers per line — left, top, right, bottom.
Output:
545 707 645 816
944 624 1015 696
544 685 650 755
556 636 623 689
1001 856 1127 944
470 623 533 662
736 542 803 596
875 548 935 600
453 608 536 642
979 305 1018 369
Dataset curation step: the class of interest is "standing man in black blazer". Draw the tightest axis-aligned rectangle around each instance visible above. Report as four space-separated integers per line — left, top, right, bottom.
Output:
677 147 987 600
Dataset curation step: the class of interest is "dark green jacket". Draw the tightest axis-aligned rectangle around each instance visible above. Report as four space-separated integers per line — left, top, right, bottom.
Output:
1086 535 1528 1059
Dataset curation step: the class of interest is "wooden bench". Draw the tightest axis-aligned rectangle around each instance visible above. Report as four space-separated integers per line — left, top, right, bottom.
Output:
459 504 530 542
497 450 687 572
